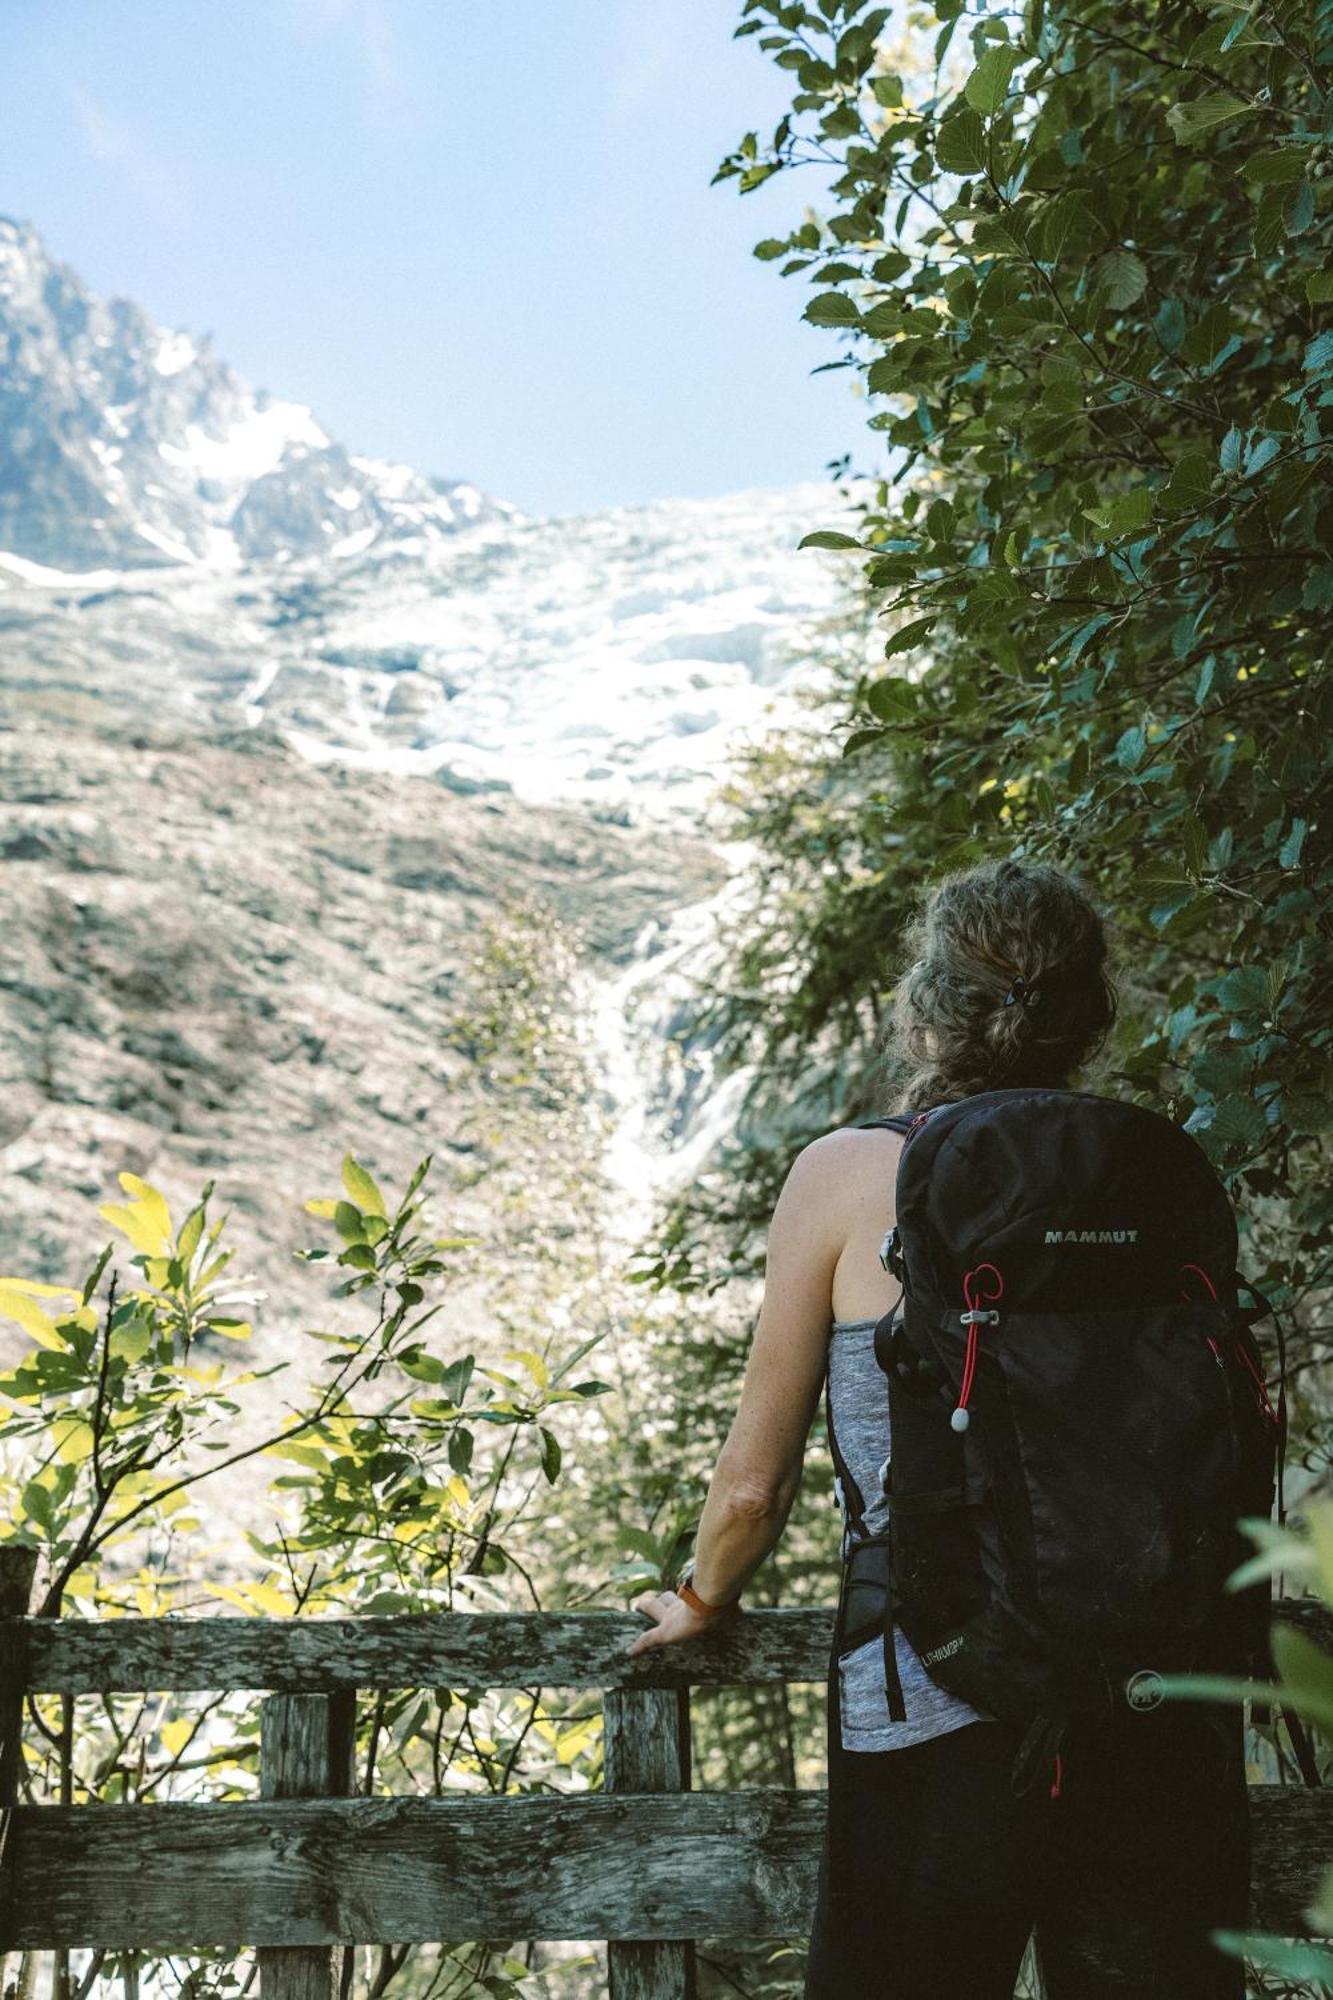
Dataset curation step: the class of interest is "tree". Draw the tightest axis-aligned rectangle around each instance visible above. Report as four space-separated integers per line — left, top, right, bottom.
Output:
677 0 1332 1433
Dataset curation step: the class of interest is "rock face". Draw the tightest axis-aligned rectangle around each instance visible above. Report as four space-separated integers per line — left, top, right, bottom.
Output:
0 217 507 569
0 707 719 1366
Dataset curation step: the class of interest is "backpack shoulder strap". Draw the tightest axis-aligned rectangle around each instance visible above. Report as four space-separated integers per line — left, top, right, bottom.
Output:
856 1114 917 1135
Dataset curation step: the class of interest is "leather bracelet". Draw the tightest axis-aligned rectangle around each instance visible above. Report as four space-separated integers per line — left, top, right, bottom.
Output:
677 1575 739 1619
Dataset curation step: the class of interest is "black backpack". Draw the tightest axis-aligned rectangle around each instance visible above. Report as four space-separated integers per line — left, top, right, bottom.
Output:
833 1085 1282 1795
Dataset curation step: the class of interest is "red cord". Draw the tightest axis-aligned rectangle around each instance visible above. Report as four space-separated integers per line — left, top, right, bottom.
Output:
1049 1753 1063 1801
1178 1262 1218 1302
1180 1262 1277 1425
955 1264 1004 1426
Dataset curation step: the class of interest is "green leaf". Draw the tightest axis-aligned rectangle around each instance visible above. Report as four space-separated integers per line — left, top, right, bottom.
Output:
1086 488 1152 538
1115 724 1146 770
936 109 987 174
1153 298 1185 351
866 676 917 723
1306 270 1333 304
803 291 861 327
1064 613 1114 665
21 1480 55 1532
538 1426 562 1485
1216 967 1268 1016
883 615 936 657
1270 1624 1333 1739
1094 250 1148 309
1242 148 1309 187
1210 1937 1333 1983
1283 179 1315 237
1303 330 1333 376
1279 818 1307 869
1165 95 1254 146
964 47 1018 116
1209 1097 1267 1150
1159 449 1214 516
333 1201 367 1245
798 529 863 549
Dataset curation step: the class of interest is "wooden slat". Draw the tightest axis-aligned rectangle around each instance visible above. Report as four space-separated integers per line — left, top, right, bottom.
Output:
4 1791 820 1947
258 1693 356 2000
15 1608 837 1694
0 1547 38 1990
3 1787 1329 1951
604 1687 695 2000
17 1598 1327 1695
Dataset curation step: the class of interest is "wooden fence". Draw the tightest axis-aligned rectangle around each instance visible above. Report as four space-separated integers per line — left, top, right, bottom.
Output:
2 1545 1331 2000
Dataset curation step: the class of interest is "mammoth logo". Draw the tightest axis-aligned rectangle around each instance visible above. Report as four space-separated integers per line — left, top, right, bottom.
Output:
1125 1669 1165 1712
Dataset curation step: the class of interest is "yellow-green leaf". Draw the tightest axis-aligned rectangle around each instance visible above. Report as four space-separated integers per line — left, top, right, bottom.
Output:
504 1348 550 1390
98 1198 172 1257
0 1286 65 1350
53 1418 95 1464
1270 1624 1333 1740
159 1716 194 1757
341 1155 386 1217
177 1205 205 1263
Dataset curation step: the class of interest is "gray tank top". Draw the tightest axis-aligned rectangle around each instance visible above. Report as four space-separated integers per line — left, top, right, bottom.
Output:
827 1314 989 1751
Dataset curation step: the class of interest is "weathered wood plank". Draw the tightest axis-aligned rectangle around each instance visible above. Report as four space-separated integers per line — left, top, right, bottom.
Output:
2 1791 823 1947
3 1787 1329 1951
14 1608 838 1694
258 1693 356 2000
604 1688 694 2000
0 1548 37 1992
16 1598 1325 1695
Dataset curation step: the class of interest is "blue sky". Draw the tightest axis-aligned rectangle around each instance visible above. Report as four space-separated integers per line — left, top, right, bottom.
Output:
2 0 853 516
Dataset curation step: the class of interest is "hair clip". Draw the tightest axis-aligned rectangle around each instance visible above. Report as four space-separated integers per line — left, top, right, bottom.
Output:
1004 974 1041 1008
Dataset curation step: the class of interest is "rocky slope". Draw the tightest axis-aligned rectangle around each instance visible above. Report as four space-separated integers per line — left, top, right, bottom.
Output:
0 704 719 1359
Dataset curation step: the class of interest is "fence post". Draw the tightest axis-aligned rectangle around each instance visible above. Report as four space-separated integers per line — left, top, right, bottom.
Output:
258 1690 357 2000
0 1546 38 1985
603 1687 697 2000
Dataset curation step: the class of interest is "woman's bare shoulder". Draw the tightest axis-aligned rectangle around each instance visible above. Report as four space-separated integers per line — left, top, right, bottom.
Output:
786 1122 904 1198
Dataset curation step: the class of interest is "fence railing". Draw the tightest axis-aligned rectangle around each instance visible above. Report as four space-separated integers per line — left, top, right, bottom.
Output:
2 1546 1330 2000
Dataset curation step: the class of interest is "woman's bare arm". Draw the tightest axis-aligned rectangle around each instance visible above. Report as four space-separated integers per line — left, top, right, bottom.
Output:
625 1132 854 1655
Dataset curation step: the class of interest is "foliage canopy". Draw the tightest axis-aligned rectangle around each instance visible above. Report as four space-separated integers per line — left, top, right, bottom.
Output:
686 0 1332 1436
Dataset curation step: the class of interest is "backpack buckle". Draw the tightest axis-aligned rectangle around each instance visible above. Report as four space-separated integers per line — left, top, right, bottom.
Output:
880 1226 905 1280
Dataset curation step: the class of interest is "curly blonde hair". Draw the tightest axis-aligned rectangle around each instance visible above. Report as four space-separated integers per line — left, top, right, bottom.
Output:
884 857 1118 1110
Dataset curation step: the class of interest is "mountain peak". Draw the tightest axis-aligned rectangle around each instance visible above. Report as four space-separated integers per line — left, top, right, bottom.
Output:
0 220 508 571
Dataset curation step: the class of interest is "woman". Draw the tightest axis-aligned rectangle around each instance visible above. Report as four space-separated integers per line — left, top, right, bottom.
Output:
625 857 1250 1998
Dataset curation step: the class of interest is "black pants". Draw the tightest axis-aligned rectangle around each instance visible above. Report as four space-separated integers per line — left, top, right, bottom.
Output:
804 1673 1250 1998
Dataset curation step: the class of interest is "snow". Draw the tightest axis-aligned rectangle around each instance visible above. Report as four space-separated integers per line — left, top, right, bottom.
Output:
135 521 198 564
154 330 197 377
0 552 127 588
330 524 379 560
262 480 869 819
159 400 329 491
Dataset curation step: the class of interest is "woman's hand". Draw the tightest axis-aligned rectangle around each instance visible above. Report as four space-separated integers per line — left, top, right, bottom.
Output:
624 1586 741 1658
